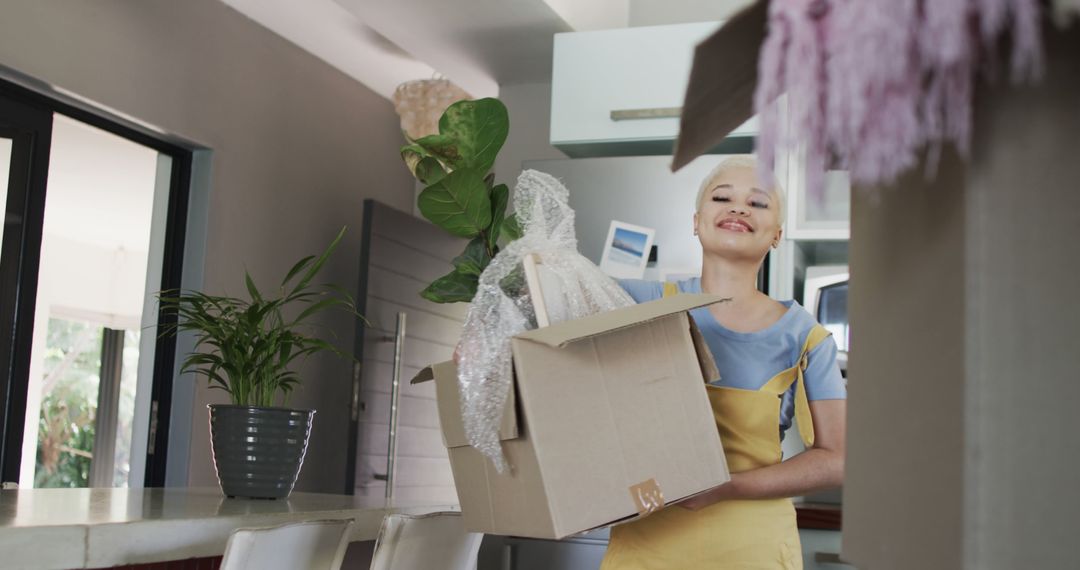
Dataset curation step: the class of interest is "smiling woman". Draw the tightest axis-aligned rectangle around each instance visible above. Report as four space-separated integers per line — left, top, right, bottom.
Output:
695 154 786 235
607 155 846 570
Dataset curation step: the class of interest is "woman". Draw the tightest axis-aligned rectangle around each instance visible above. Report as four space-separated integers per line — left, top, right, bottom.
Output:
602 155 846 569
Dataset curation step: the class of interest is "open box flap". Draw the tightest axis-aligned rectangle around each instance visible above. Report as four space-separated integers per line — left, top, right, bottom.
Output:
688 316 721 384
410 366 435 384
514 294 728 349
671 0 767 171
420 360 520 448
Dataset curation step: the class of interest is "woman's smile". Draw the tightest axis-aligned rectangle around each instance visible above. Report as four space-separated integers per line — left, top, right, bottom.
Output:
717 217 754 233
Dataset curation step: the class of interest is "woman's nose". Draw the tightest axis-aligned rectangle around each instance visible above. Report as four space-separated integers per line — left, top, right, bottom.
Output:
729 205 748 215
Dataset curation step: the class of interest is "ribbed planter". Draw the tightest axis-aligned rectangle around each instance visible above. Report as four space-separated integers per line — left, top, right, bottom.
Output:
208 405 315 500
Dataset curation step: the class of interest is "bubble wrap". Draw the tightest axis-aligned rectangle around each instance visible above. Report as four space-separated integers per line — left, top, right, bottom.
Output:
457 169 635 472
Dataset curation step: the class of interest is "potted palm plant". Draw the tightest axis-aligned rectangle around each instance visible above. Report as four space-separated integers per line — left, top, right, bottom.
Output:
159 228 355 499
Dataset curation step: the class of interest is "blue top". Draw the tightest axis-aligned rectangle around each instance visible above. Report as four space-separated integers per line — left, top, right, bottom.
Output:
619 277 846 438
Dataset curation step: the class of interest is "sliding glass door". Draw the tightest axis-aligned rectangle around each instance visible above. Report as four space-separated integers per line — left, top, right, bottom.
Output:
0 80 192 488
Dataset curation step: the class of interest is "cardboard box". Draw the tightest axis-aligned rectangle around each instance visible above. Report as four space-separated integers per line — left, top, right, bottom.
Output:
413 294 731 539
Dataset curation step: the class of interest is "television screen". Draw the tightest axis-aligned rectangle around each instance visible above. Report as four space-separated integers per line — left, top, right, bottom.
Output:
817 282 849 352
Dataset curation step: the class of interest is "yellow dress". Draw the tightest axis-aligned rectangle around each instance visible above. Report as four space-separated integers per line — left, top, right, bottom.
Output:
600 282 830 570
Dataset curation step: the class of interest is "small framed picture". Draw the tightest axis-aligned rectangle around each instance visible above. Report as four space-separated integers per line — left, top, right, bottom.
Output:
599 220 656 280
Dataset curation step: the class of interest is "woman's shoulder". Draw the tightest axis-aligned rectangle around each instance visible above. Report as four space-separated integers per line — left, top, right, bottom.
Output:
773 299 828 343
616 279 664 303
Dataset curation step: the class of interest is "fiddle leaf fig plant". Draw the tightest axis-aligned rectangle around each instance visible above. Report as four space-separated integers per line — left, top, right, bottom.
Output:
158 227 357 408
401 97 521 303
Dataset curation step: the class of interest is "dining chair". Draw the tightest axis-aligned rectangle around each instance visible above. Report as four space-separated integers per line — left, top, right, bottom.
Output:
369 512 483 570
220 519 354 570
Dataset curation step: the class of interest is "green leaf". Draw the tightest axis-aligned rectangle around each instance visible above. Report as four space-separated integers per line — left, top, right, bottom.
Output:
290 296 352 327
501 213 523 242
412 133 459 167
401 144 447 185
420 269 479 304
440 98 508 173
280 255 315 288
452 238 491 277
292 226 347 293
414 99 508 173
487 184 510 251
418 168 492 238
244 271 262 302
416 157 447 186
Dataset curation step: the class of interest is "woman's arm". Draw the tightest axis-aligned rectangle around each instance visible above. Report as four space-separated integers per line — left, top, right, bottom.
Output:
679 399 846 509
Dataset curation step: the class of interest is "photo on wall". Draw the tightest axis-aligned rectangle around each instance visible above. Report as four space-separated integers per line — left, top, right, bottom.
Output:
599 220 655 279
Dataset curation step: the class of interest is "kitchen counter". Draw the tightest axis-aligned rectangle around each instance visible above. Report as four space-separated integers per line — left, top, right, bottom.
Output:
795 502 842 531
0 487 457 569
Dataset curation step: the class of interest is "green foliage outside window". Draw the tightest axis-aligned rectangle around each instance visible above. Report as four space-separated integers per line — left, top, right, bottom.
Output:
35 319 101 488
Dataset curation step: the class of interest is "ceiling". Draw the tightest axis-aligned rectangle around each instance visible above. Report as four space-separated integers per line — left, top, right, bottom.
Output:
219 0 750 100
332 0 574 97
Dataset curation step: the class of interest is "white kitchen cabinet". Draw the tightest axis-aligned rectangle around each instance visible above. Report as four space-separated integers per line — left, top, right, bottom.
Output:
784 147 851 240
551 22 757 156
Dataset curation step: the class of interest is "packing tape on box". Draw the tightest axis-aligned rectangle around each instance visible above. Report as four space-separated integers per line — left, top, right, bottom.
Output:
629 478 665 516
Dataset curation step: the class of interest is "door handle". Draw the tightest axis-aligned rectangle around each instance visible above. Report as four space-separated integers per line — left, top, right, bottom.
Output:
384 312 407 503
610 107 682 121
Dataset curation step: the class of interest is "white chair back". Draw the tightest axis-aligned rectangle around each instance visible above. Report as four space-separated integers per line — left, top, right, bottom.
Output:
369 512 483 570
220 519 354 570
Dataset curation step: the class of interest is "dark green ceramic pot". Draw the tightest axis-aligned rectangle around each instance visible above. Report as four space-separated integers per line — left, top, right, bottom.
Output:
208 404 315 500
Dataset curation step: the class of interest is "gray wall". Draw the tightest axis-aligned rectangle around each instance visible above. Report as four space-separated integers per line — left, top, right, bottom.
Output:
0 0 415 493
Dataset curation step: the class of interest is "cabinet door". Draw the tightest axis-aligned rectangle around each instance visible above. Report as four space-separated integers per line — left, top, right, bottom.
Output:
551 22 756 156
785 148 851 240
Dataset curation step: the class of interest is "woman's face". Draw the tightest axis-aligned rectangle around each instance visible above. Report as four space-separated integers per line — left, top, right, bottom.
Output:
694 166 783 260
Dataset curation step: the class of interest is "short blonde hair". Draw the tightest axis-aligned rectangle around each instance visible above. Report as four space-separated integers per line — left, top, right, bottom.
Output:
696 155 786 224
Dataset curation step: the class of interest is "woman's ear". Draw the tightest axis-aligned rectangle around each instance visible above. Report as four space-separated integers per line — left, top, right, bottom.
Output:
773 227 784 248
693 212 700 236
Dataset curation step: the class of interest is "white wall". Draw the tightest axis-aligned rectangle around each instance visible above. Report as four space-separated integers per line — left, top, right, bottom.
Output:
524 154 729 280
0 0 415 493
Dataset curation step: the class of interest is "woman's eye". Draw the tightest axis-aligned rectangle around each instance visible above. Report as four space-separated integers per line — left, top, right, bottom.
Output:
712 196 730 202
751 201 769 209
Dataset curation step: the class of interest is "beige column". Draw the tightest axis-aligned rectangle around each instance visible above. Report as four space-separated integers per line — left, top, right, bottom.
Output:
843 22 1080 570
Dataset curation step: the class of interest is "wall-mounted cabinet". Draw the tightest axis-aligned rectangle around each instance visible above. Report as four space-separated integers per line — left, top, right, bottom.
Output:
551 22 756 157
784 147 851 240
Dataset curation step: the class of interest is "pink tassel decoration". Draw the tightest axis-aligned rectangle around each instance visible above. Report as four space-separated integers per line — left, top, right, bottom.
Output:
753 0 1045 194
